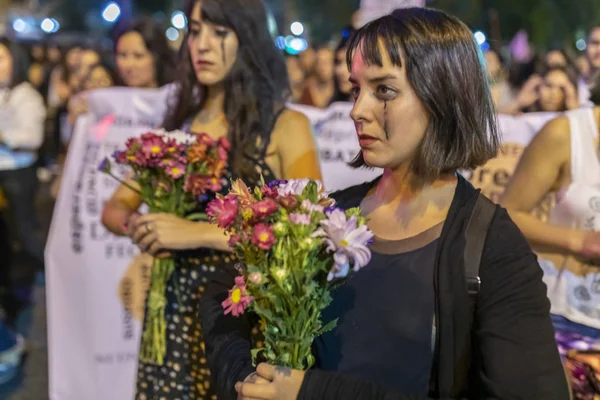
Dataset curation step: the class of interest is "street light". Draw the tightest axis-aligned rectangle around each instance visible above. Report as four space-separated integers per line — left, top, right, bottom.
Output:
41 18 59 33
290 21 304 36
102 2 121 23
166 27 180 42
171 11 187 30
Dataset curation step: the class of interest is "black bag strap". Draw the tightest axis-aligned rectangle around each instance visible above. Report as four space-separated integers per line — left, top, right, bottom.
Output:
463 193 496 317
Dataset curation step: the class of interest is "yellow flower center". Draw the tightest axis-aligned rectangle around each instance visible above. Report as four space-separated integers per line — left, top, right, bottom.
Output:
151 146 161 154
231 288 242 304
212 178 218 184
243 208 253 221
168 147 176 152
340 239 349 247
127 155 135 161
259 233 269 242
171 168 180 175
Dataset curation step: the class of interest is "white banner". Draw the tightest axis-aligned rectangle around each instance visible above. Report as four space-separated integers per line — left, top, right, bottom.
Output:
45 86 169 400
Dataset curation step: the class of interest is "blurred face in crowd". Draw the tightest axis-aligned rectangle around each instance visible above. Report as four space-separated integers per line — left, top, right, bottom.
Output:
299 47 316 74
76 50 100 84
577 55 591 77
0 44 13 86
545 50 568 69
538 69 573 112
47 46 61 64
484 50 502 81
116 31 157 88
32 45 44 62
315 47 335 83
335 48 352 95
83 65 114 91
586 27 600 71
187 0 239 87
286 56 304 87
65 46 82 73
350 41 428 169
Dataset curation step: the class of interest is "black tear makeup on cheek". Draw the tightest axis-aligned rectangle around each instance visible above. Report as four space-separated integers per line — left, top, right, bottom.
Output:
383 101 389 139
220 37 226 65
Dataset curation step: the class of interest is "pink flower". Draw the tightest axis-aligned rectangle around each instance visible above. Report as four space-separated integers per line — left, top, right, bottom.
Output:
207 196 239 229
302 199 324 213
313 209 374 281
141 133 166 158
278 179 325 198
222 276 253 317
251 198 279 219
217 137 230 161
228 234 242 248
163 161 186 179
249 272 262 284
251 223 276 250
289 213 311 225
126 151 147 167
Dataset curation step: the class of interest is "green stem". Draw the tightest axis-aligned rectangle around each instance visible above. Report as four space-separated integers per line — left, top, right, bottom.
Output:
105 171 143 195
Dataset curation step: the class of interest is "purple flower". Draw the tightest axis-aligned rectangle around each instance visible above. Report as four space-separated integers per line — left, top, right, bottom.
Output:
267 180 288 189
278 179 324 197
313 208 373 281
289 213 311 225
98 157 110 173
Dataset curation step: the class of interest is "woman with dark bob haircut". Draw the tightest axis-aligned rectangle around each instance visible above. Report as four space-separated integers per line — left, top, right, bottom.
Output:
203 7 570 400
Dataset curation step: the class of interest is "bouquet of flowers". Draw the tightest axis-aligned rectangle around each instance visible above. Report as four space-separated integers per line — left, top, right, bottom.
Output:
207 178 373 370
99 129 230 365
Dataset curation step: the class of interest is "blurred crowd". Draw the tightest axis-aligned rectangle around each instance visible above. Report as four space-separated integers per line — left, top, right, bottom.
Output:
1 8 600 395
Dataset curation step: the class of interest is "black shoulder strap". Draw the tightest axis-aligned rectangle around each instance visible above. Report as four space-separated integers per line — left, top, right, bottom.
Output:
463 193 496 318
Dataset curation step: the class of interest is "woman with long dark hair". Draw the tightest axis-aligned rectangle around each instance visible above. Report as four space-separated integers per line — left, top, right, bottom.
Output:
331 28 354 103
101 0 322 398
206 8 569 400
114 16 175 88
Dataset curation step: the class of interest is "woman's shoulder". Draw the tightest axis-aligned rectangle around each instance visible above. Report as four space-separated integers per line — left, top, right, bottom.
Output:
271 109 311 136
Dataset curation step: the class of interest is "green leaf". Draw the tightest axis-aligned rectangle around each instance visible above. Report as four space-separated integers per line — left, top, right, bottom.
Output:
318 318 338 335
302 181 318 203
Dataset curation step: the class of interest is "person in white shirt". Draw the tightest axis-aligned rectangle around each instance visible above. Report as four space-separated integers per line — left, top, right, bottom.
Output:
0 38 47 267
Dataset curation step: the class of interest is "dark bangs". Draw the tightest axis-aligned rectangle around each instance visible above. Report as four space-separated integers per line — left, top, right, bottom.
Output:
346 16 403 71
194 0 232 28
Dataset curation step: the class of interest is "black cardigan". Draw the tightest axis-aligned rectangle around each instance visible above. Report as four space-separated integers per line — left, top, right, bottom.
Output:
198 175 570 400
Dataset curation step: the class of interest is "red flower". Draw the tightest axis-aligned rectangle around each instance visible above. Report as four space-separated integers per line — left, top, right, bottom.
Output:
112 150 127 164
251 223 276 250
278 195 299 211
261 184 278 199
207 196 239 229
251 198 279 219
